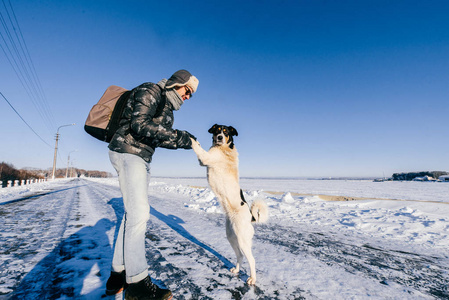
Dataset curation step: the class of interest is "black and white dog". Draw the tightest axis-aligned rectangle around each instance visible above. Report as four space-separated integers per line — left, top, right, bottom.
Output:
190 124 268 285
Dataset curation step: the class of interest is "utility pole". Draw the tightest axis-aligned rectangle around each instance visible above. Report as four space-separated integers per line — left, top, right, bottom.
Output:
71 160 75 178
52 123 75 180
66 150 77 178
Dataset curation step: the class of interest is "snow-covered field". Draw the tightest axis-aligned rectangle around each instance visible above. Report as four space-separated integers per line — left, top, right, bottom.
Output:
0 177 448 299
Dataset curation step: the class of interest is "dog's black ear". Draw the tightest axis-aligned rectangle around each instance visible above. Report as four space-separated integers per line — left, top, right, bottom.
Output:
228 135 235 149
208 124 219 134
228 126 238 136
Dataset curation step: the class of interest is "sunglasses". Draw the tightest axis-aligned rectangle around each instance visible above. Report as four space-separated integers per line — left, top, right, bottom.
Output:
185 86 192 97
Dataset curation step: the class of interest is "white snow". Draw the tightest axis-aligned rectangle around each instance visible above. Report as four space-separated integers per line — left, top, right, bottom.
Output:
0 177 448 299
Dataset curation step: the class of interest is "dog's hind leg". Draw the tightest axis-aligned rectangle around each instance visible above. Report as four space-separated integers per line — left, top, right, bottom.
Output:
229 240 244 275
226 219 244 275
235 223 257 285
239 239 257 285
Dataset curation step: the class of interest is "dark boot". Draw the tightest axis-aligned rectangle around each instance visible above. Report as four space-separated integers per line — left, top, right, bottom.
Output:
106 270 128 295
125 276 172 300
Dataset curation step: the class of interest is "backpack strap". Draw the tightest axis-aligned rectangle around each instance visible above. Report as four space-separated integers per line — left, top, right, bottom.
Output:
106 90 132 142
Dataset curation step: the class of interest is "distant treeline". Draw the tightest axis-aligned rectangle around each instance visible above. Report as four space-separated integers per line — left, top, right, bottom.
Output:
0 162 112 187
392 171 448 181
0 162 44 186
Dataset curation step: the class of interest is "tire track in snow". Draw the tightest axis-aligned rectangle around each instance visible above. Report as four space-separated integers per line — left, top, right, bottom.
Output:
0 179 80 297
40 179 122 299
2 179 121 299
145 212 268 300
146 196 305 300
255 223 449 299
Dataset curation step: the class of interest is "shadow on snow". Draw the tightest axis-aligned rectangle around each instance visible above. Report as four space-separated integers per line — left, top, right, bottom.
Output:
6 195 238 299
7 218 114 299
150 207 235 271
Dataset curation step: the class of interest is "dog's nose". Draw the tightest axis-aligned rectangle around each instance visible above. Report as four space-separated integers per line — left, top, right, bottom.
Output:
217 136 223 141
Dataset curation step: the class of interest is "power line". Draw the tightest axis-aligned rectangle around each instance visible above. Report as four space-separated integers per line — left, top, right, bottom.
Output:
6 0 47 101
4 0 55 128
0 1 54 130
0 92 52 148
0 0 55 132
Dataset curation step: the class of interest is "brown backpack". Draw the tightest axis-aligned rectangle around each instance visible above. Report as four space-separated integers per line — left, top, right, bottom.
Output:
84 84 166 143
84 85 131 142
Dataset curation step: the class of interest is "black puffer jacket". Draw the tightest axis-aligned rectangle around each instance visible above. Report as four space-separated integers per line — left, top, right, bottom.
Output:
108 82 191 162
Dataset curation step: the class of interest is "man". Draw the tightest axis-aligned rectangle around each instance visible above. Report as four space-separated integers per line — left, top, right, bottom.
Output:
106 70 198 300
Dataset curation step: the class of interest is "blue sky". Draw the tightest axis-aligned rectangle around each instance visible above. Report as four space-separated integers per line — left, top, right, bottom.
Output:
1 0 448 178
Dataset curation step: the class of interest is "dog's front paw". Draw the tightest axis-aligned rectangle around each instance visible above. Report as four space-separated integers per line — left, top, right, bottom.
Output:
230 267 239 274
246 276 256 285
190 137 200 146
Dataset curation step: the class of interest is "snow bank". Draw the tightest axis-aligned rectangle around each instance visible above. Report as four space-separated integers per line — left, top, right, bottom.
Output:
147 177 449 252
1 177 448 299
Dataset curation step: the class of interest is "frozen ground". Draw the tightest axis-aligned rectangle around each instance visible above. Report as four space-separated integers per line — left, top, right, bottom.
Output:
0 177 448 299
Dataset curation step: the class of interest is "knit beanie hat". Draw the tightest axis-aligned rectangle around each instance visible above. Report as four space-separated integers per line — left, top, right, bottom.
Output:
165 69 199 94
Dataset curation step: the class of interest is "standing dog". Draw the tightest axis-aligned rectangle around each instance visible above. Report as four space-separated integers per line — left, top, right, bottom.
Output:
190 124 268 285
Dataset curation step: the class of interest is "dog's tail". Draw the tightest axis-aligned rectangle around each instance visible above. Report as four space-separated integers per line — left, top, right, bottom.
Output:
250 200 268 223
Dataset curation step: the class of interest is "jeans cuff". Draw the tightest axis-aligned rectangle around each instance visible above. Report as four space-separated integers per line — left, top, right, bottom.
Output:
112 265 125 273
126 269 148 283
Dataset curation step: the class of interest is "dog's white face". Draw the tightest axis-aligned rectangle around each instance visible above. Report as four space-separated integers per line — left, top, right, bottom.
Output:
208 124 238 148
213 130 227 146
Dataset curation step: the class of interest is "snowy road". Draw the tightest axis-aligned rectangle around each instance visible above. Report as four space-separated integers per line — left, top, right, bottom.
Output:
0 178 448 299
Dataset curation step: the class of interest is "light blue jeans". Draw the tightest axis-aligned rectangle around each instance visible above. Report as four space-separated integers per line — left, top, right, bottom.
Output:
109 150 151 283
